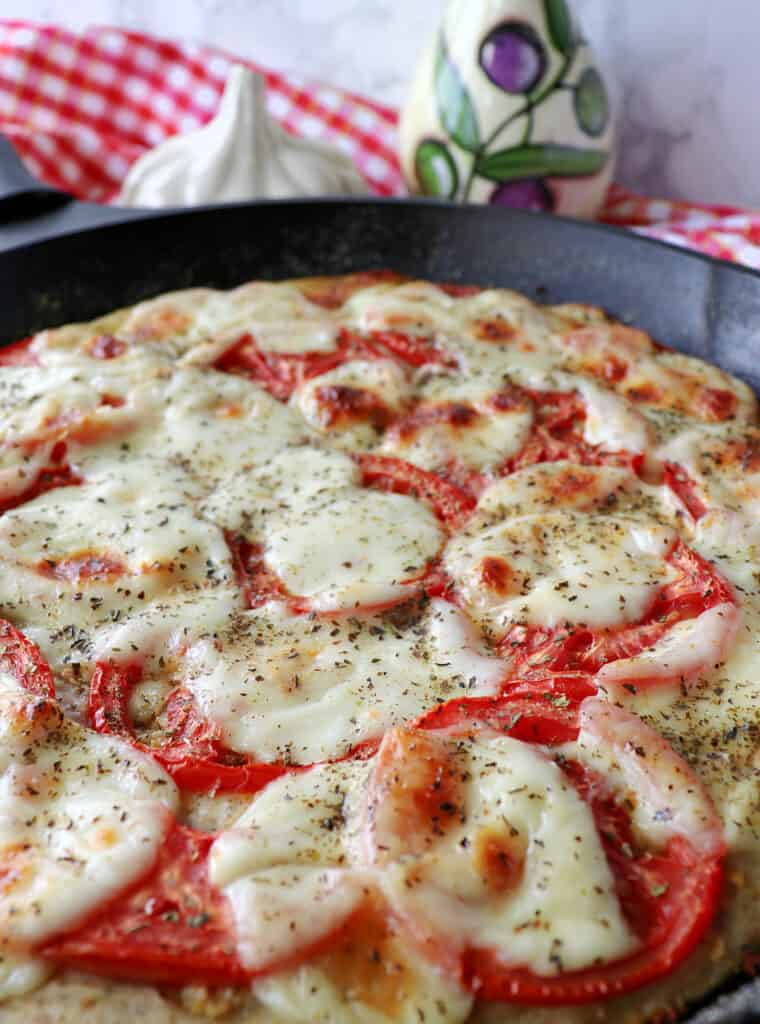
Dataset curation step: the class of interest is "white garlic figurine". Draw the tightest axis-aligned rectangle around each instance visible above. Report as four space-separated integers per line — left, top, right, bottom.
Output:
119 65 367 207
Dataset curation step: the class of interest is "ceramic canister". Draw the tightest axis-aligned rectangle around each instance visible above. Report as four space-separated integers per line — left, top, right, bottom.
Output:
399 0 615 218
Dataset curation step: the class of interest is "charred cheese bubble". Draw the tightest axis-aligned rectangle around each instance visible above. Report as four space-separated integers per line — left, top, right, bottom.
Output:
380 376 534 474
445 508 676 636
291 358 410 450
204 447 443 611
0 674 177 948
180 598 506 764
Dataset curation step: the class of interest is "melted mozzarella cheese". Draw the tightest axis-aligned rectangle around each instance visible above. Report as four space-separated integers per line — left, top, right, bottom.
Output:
381 385 533 474
445 510 676 635
0 675 177 947
693 508 760 590
476 462 637 519
181 598 506 763
190 281 339 360
213 756 473 1022
210 760 371 970
91 587 243 665
212 727 636 982
119 288 215 350
573 378 651 453
0 459 237 693
252 949 472 1024
373 730 637 975
204 447 443 611
150 367 310 489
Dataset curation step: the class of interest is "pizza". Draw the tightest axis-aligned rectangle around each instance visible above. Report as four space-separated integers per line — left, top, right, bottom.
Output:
0 270 758 1024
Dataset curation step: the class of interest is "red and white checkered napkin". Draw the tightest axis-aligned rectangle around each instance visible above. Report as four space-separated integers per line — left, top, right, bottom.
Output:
2 20 760 271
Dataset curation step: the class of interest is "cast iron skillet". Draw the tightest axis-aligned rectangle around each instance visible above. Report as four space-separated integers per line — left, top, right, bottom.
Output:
0 141 758 1024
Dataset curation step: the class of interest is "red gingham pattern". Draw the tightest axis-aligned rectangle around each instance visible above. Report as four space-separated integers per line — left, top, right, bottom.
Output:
2 21 760 270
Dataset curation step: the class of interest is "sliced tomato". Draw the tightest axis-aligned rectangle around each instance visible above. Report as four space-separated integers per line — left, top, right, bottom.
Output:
498 539 735 684
0 336 37 366
355 453 476 530
225 532 292 610
39 821 248 985
694 386 737 423
89 661 380 795
214 328 387 401
0 618 55 698
88 334 127 360
89 661 291 795
214 324 455 404
41 817 377 987
414 685 590 746
504 389 642 475
664 460 708 521
464 778 723 1005
436 282 482 298
365 329 457 368
409 695 725 1005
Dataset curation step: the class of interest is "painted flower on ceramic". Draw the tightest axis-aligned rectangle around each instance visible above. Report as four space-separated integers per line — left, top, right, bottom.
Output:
412 0 612 212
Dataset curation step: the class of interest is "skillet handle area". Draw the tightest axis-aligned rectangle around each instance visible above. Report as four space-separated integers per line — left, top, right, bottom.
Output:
0 134 69 217
0 133 157 252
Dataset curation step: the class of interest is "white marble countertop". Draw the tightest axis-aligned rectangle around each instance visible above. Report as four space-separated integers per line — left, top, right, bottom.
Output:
1 0 758 208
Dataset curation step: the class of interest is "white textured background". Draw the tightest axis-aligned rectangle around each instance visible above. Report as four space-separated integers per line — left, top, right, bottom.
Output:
1 0 758 207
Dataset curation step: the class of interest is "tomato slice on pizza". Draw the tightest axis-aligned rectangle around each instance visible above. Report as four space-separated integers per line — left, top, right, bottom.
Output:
206 447 468 616
67 692 724 999
497 539 739 698
0 441 82 515
0 618 56 698
215 326 453 403
89 660 293 795
363 698 725 1005
505 388 645 475
445 468 739 698
88 596 508 793
40 822 249 986
0 336 37 367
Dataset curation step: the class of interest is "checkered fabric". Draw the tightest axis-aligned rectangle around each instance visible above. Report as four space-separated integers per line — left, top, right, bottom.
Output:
2 21 760 270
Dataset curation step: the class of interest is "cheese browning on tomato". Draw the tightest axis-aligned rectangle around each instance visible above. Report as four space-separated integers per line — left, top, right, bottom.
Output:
203 697 725 1006
0 273 756 1021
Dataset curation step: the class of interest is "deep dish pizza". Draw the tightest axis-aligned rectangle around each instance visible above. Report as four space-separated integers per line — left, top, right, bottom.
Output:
0 270 758 1024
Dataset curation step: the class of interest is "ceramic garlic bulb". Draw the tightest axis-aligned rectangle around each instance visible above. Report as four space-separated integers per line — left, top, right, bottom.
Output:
119 65 367 207
399 0 615 218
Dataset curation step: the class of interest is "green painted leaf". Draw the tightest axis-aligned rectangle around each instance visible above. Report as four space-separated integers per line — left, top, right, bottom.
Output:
415 139 460 198
476 143 608 182
543 0 575 56
574 67 610 137
434 34 480 152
